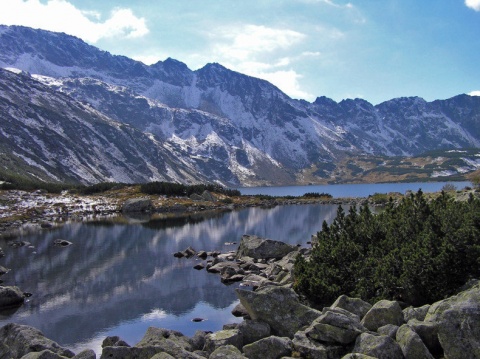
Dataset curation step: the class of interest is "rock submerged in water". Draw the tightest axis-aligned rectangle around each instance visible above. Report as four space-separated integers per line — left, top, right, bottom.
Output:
0 286 25 308
53 239 73 247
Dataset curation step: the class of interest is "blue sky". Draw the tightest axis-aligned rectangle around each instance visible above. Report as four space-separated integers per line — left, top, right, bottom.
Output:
1 0 480 104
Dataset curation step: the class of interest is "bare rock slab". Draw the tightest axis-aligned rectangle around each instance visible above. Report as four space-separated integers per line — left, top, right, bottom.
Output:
360 300 404 331
353 333 403 359
0 323 74 358
235 235 297 260
236 286 322 338
424 281 480 359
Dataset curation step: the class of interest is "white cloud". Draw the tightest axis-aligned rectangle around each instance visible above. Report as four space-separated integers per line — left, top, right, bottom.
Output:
258 70 314 100
212 24 305 62
301 51 322 57
469 90 480 96
298 0 352 7
0 0 148 43
141 309 167 320
205 24 314 100
465 0 480 11
132 54 164 66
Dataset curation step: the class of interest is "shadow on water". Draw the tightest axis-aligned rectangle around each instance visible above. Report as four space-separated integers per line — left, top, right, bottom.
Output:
0 203 339 353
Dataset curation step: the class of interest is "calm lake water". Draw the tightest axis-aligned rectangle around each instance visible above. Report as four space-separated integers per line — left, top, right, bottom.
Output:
0 203 340 354
239 181 471 197
0 181 470 354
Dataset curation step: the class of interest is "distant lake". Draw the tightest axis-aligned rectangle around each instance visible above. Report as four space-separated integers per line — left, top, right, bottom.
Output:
0 203 340 355
239 181 471 198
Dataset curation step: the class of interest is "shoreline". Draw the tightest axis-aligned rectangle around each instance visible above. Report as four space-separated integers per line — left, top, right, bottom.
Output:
0 188 366 239
1 185 476 239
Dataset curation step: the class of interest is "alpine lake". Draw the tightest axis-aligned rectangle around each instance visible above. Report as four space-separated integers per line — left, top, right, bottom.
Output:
0 181 470 354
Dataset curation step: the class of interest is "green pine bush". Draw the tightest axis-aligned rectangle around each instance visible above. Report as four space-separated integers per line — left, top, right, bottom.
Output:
294 190 480 306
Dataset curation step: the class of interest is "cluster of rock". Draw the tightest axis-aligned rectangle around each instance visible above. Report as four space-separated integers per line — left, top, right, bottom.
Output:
1 235 479 358
174 235 303 286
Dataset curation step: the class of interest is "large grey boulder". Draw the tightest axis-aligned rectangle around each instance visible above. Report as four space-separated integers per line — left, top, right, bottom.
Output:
304 308 367 344
242 336 292 359
237 320 271 345
150 353 176 359
102 335 129 348
402 304 430 322
20 350 66 359
100 345 203 359
136 327 193 352
235 286 322 338
360 300 404 331
396 324 434 359
203 329 243 354
0 286 25 308
127 327 203 359
201 190 216 202
292 330 346 359
100 327 204 359
25 349 96 359
209 344 247 359
121 197 153 213
377 324 399 339
0 323 74 358
353 332 403 359
72 349 97 359
331 295 372 320
424 281 480 359
100 346 160 359
235 235 297 260
406 319 441 356
190 330 207 351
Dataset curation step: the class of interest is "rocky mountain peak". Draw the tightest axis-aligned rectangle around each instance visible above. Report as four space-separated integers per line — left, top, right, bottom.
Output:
1 25 480 186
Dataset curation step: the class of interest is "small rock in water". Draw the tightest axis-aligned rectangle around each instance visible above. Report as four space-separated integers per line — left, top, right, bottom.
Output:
0 266 10 276
182 246 197 258
8 241 30 248
197 250 208 259
192 318 206 322
194 263 205 270
53 239 73 247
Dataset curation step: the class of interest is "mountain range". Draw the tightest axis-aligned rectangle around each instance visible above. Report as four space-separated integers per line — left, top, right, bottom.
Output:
1 25 479 187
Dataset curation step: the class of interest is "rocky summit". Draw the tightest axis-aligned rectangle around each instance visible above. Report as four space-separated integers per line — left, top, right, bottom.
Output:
1 25 480 186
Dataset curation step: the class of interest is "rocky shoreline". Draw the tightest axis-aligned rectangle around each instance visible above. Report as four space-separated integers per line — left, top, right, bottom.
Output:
0 234 479 358
0 188 365 238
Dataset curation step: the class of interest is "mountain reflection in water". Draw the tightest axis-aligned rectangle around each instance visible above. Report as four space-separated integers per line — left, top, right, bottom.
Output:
0 204 339 353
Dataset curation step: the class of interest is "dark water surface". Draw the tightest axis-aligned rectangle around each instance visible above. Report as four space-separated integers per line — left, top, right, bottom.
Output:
0 204 339 354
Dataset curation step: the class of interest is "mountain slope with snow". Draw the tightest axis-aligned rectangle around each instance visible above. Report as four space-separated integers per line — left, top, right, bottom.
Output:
0 69 205 185
0 25 479 186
